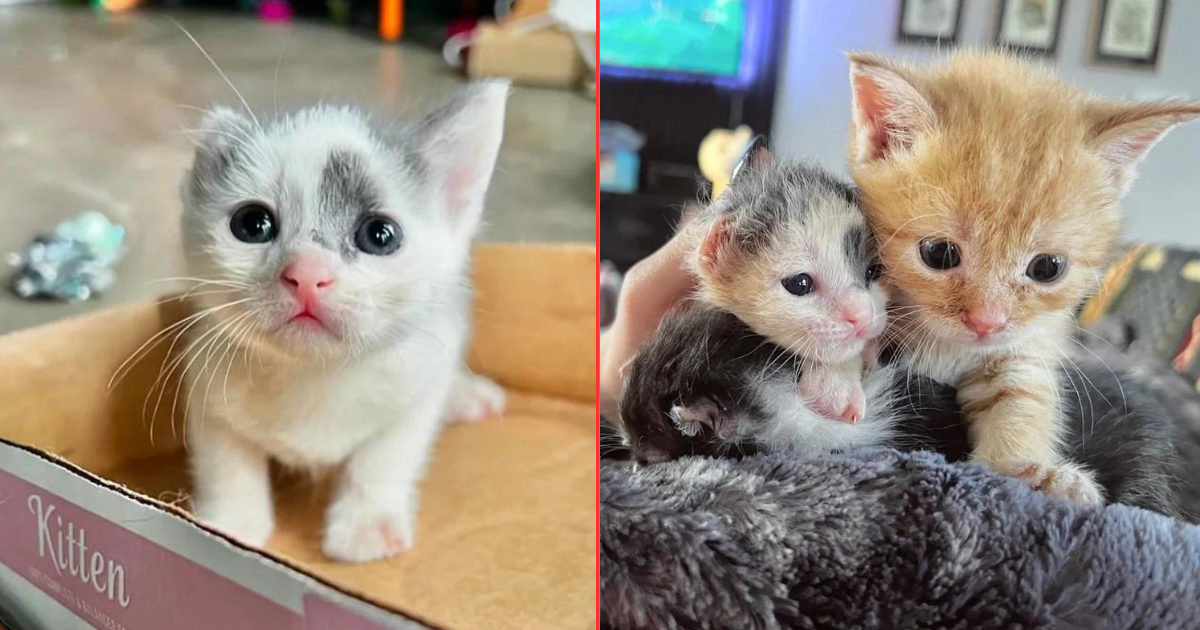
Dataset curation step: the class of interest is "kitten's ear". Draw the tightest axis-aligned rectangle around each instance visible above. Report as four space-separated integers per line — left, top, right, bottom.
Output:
1086 100 1200 196
413 80 510 233
847 52 936 164
192 107 253 174
697 216 737 274
729 135 772 185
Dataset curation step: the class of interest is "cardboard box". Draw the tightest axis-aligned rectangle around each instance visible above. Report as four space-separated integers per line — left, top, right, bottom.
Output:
468 21 587 88
0 244 596 630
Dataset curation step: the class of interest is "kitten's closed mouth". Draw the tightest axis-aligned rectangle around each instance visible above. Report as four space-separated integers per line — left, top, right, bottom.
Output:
287 309 335 334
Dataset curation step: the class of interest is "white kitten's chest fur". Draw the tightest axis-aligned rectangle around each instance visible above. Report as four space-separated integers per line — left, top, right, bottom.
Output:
744 368 898 454
194 327 462 469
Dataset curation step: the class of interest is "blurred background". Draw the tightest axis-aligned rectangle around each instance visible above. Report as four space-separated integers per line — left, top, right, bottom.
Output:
0 0 595 335
598 0 1200 388
599 0 1200 271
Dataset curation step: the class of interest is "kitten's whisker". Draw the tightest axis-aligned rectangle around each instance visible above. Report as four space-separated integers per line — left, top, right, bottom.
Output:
202 314 253 419
180 312 252 429
227 319 260 402
110 298 252 391
179 127 247 145
173 106 255 145
272 53 283 116
145 308 244 435
149 316 227 432
1066 336 1128 416
170 19 263 132
151 276 252 289
159 288 243 304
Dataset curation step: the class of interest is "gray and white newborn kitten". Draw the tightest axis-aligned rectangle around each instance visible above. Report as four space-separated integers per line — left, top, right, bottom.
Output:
179 82 509 562
621 156 894 462
683 150 889 423
620 304 903 464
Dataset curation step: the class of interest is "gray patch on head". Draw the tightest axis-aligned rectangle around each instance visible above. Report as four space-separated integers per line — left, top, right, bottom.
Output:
714 161 867 260
843 223 874 281
318 149 381 259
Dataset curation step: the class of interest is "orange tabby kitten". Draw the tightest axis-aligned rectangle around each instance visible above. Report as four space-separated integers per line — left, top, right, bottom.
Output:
846 50 1199 504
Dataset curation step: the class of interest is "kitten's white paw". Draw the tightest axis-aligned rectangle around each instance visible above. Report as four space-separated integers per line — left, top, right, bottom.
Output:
445 373 506 424
799 368 865 424
323 493 415 563
993 459 1106 506
193 499 274 547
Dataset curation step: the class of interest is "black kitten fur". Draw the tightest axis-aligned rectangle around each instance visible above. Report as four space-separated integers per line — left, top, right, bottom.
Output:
618 305 794 464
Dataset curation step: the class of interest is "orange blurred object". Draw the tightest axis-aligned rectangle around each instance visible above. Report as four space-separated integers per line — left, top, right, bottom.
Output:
510 0 552 19
379 0 403 41
102 0 140 12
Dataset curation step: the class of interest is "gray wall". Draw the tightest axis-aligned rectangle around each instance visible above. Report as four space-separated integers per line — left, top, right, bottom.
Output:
771 0 1200 247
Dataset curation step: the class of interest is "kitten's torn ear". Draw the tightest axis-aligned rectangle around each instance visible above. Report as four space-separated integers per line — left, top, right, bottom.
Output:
846 52 936 164
413 80 510 234
697 216 737 275
1086 100 1200 196
729 135 772 185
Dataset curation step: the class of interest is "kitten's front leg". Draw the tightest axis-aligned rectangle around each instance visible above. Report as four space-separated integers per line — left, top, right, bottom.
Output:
959 355 1104 505
323 387 447 563
798 356 866 423
189 418 275 546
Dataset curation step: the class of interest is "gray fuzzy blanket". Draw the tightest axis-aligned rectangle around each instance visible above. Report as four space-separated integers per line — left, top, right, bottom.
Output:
600 449 1200 630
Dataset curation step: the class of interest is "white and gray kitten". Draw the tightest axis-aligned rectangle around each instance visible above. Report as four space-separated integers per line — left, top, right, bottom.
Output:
179 82 509 562
682 148 889 422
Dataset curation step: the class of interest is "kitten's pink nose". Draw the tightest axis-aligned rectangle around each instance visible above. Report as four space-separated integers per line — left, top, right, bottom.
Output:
281 259 335 305
839 299 873 337
963 309 1008 338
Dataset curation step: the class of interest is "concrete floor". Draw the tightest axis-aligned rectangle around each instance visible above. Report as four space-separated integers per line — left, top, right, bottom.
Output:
0 5 595 335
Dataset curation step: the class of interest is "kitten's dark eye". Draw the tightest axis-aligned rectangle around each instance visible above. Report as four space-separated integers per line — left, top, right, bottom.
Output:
1027 253 1067 283
781 273 814 296
230 204 278 244
918 238 961 270
354 215 403 256
866 262 884 283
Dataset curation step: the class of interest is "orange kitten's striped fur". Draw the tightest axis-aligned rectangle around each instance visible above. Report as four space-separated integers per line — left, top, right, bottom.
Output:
847 50 1200 504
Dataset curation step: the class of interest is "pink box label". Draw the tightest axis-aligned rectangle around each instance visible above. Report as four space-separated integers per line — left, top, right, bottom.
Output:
0 466 302 630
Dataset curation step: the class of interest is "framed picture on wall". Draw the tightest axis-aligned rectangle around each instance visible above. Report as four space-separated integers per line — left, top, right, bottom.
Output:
1092 0 1169 68
897 0 964 45
995 0 1067 55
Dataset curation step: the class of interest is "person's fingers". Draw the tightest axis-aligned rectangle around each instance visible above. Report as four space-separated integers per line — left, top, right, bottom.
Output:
616 219 697 338
599 216 701 414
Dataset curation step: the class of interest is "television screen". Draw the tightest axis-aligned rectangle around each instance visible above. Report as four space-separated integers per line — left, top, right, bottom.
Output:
599 0 746 79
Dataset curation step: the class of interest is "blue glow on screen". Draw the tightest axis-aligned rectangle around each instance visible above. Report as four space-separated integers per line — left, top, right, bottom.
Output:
599 0 760 85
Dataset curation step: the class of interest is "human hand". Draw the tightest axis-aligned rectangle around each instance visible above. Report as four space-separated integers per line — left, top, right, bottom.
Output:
598 219 697 416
